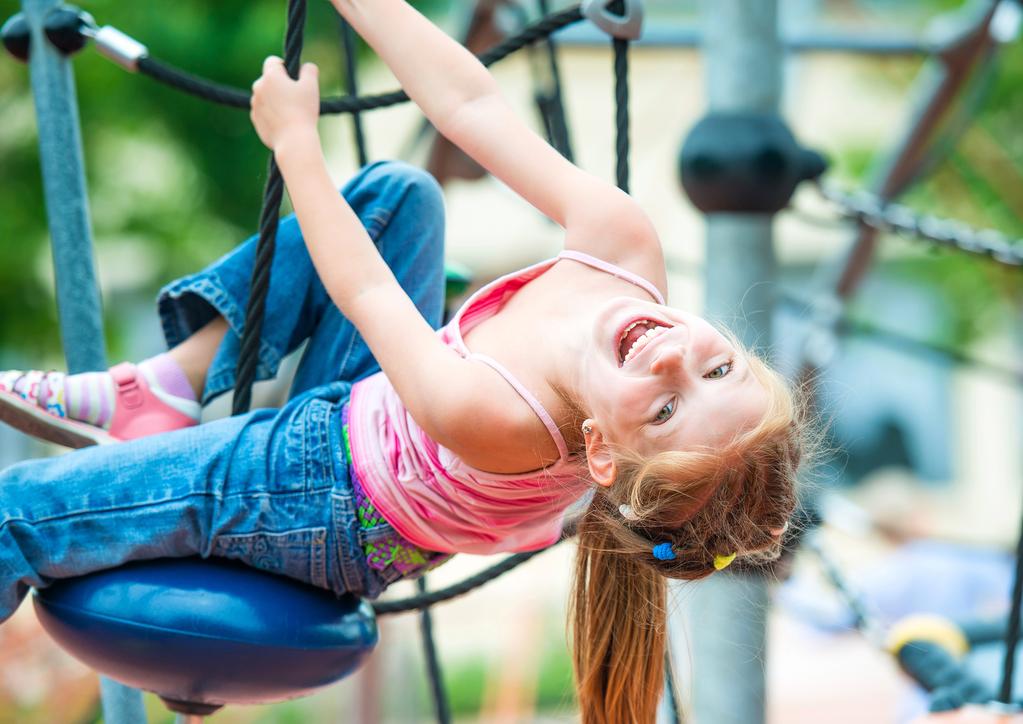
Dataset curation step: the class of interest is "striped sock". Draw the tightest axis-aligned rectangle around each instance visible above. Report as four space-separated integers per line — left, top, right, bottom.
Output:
2 354 199 429
137 353 200 418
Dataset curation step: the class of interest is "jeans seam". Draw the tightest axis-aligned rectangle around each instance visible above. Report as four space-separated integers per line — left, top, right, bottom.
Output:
0 492 220 529
0 487 333 530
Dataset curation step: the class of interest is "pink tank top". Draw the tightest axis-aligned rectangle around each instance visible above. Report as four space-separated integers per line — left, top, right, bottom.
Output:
346 250 665 555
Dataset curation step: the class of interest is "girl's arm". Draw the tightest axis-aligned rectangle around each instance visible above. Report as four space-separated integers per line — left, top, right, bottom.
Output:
250 58 512 455
330 0 666 290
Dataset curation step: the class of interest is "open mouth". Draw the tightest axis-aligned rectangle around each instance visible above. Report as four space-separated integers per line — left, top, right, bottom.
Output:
617 319 671 366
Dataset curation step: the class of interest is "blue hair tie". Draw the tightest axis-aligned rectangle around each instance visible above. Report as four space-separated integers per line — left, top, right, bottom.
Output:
652 542 676 561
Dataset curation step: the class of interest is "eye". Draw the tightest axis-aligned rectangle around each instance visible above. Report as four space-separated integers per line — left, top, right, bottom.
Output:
654 398 676 424
705 360 733 380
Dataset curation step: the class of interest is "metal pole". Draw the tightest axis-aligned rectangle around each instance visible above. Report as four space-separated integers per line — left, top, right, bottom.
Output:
669 2 782 723
22 1 141 721
23 0 106 372
100 676 148 724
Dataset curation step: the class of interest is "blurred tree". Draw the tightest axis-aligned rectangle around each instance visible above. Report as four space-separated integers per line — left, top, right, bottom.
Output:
824 0 1022 350
0 0 445 361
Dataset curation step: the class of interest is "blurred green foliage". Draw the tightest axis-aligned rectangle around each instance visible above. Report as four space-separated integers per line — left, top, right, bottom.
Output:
413 636 576 718
0 0 443 361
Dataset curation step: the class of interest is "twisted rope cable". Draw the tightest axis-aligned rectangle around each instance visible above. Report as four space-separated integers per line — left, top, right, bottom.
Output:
339 17 369 166
137 56 252 107
132 6 584 115
537 0 575 162
779 291 1023 385
803 532 886 648
417 576 452 724
372 542 561 615
1001 494 1023 702
817 183 1023 267
613 35 630 193
232 0 307 415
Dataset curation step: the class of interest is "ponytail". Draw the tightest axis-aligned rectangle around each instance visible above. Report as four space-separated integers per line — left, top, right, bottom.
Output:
566 348 809 721
570 507 668 724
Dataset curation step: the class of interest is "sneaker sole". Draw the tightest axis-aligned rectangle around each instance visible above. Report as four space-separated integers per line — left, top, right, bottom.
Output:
0 390 117 449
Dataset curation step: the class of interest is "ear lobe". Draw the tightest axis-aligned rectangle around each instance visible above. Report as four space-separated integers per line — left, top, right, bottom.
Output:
584 424 617 487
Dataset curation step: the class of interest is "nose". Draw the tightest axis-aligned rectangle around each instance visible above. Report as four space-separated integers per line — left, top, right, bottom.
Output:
649 343 686 381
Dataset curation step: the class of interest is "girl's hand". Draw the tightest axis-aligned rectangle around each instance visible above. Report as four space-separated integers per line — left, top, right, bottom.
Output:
250 56 320 151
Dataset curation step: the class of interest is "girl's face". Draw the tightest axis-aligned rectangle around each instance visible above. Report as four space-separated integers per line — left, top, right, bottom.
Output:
578 298 770 456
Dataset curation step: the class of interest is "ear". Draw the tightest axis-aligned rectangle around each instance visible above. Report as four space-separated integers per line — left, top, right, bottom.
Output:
582 419 616 487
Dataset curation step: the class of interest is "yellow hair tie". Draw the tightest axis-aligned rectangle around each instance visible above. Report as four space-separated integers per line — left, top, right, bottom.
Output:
713 553 736 571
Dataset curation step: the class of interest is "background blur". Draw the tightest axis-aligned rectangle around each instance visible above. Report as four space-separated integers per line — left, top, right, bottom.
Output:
0 0 1021 722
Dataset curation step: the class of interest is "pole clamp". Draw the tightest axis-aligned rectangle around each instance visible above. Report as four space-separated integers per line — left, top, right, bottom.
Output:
1 13 29 62
43 5 95 57
581 0 644 41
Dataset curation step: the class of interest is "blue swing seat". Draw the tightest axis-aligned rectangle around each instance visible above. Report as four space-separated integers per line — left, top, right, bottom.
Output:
33 557 378 715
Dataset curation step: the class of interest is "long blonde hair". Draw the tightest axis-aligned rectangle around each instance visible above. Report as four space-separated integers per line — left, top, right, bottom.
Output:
568 354 807 723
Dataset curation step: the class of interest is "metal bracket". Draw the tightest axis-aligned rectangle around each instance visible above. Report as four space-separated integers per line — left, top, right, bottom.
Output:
581 0 644 41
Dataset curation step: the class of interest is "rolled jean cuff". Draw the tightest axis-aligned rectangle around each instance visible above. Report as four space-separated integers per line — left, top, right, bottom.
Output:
157 272 281 403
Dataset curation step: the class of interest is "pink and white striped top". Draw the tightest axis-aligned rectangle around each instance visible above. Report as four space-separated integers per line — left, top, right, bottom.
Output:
346 251 665 555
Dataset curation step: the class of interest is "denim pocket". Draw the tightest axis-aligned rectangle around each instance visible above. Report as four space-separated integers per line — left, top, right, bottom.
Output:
212 527 328 589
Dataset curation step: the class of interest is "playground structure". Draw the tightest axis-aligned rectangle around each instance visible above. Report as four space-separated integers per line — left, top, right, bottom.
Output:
2 0 1022 722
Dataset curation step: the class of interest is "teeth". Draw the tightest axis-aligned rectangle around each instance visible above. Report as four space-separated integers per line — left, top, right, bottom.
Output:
623 325 668 363
623 321 644 335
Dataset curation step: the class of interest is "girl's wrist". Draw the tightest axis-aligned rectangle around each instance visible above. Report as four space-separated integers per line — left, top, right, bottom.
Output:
274 126 321 159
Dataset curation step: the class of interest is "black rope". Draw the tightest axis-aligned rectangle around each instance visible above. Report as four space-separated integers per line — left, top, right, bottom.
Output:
536 0 574 161
999 507 1023 702
664 651 682 724
372 544 558 615
417 576 451 724
137 56 252 107
779 292 1023 387
339 16 369 167
804 532 882 641
816 183 1023 267
232 0 307 415
132 6 585 115
612 35 629 193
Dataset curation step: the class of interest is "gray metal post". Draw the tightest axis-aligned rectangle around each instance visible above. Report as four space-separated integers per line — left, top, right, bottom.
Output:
23 0 106 372
668 2 783 723
22 1 142 721
100 676 148 723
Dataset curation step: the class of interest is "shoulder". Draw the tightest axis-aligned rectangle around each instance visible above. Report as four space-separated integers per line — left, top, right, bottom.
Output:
563 190 668 298
435 373 563 474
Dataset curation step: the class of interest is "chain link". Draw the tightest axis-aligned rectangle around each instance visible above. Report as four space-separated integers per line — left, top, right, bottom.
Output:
816 182 1023 267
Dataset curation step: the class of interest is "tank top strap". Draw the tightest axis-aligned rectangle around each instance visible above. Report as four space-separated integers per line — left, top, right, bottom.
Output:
466 352 571 462
558 249 665 305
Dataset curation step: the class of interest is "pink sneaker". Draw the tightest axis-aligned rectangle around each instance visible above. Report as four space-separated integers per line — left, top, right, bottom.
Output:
0 362 199 449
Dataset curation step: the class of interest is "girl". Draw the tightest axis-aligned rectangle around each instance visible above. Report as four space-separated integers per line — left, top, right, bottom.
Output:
0 1 804 721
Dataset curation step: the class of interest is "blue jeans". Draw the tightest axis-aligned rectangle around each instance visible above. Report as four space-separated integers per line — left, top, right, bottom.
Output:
0 161 446 619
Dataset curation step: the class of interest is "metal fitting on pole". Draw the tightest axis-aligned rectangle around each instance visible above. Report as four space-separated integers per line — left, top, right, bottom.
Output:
1 13 30 61
679 112 827 214
5 5 148 70
43 4 94 57
93 26 148 71
581 0 643 40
